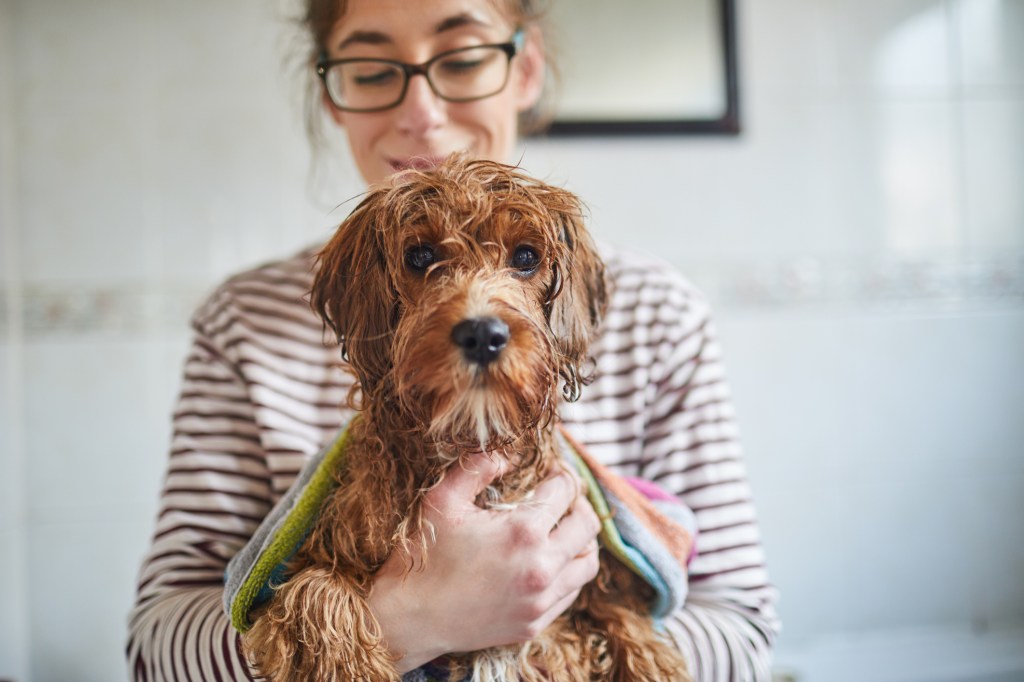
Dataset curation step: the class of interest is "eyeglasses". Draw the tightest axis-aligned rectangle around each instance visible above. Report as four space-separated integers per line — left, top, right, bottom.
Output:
316 29 525 113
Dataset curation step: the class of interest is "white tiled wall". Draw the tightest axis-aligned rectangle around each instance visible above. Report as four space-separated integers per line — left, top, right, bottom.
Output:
1 1 31 680
1 1 1022 681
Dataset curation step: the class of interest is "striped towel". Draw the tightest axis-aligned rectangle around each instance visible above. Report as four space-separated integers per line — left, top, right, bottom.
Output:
224 421 697 677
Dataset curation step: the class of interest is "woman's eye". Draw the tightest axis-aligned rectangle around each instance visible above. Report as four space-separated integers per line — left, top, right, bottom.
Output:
511 245 540 272
438 56 486 75
347 63 401 88
405 244 436 272
353 69 398 87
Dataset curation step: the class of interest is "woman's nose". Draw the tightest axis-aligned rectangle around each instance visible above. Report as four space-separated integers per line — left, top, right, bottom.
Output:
395 73 446 136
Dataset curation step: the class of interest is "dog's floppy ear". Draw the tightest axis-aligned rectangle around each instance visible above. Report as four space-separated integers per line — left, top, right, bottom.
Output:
311 194 396 396
547 206 608 402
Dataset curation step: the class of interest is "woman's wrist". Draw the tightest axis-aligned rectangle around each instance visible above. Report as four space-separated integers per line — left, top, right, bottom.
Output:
368 570 449 674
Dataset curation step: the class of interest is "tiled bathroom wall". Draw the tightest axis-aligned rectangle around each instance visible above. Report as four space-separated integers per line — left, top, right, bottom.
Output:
1 1 1022 681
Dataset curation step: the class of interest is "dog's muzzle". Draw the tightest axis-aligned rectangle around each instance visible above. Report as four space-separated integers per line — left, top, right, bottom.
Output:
451 316 509 366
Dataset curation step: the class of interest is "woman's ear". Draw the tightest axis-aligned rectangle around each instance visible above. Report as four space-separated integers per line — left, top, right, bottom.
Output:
513 25 546 113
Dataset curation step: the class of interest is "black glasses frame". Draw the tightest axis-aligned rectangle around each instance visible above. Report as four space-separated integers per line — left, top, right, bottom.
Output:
316 29 524 113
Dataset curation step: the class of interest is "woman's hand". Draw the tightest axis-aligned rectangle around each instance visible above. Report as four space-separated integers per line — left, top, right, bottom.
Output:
367 454 602 673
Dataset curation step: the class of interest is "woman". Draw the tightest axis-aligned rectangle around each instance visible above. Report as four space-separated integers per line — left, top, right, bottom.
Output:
127 0 779 679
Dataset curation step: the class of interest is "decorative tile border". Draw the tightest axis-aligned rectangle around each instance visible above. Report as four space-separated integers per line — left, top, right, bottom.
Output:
1 256 1022 336
683 255 1024 311
2 286 209 336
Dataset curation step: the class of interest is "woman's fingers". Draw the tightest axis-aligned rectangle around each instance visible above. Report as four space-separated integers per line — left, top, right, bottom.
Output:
526 548 602 637
548 487 602 559
427 453 510 514
524 466 583 528
376 458 605 655
500 469 602 629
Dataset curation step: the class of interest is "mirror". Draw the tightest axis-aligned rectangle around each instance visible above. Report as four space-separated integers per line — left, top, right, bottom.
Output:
543 0 739 136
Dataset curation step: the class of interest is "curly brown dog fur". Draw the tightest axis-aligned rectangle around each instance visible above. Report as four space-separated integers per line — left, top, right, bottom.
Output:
241 157 691 681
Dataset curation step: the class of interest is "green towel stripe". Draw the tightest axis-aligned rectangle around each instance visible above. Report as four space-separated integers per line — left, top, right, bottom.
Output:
230 427 352 632
564 445 638 574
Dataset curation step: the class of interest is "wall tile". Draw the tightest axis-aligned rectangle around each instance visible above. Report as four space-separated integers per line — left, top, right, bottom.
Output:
711 95 890 259
0 5 28 677
27 516 153 682
722 311 851 487
756 484 854 641
0 0 18 288
24 336 178 514
14 0 157 286
14 0 348 290
975 469 1024 626
876 101 963 254
0 527 30 682
525 93 892 263
829 309 1024 476
953 0 1024 92
828 0 953 97
520 137 722 258
149 0 287 97
722 309 1024 480
962 100 1024 254
742 0 841 95
774 626 1024 682
528 95 977 265
843 475 980 631
17 97 155 285
0 340 24 528
721 308 1024 636
140 0 362 283
145 86 343 283
15 0 150 102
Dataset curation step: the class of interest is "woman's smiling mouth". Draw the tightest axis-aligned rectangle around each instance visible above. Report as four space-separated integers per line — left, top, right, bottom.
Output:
389 154 450 172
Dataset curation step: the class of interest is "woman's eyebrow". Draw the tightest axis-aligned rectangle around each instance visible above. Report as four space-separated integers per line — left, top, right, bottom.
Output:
336 13 492 52
336 30 391 51
434 13 491 34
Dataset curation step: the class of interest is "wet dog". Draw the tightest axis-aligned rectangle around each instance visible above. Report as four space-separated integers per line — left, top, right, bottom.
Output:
242 157 690 681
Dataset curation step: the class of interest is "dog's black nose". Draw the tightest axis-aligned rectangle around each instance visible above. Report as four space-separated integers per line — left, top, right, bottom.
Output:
451 317 510 366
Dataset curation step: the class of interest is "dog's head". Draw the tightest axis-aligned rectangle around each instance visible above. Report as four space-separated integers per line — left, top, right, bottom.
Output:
312 156 607 451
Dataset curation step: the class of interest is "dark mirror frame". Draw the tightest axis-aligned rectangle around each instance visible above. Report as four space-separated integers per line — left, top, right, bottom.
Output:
542 0 740 137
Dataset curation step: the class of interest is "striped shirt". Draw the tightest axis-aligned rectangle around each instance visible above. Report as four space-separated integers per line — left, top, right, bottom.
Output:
127 243 779 681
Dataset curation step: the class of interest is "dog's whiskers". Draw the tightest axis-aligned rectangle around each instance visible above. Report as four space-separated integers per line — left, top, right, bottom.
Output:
429 385 508 452
472 390 490 452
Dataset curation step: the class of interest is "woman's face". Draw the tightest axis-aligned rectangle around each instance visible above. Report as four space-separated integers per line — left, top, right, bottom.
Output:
323 0 545 186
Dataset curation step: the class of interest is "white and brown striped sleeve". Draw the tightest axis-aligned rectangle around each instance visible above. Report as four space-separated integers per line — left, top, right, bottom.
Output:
637 270 780 681
127 289 270 681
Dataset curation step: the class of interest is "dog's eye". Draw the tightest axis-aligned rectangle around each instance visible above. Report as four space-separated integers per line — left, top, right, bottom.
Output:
511 245 540 273
405 244 436 272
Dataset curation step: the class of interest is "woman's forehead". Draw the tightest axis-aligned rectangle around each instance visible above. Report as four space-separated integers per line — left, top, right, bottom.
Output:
331 0 514 52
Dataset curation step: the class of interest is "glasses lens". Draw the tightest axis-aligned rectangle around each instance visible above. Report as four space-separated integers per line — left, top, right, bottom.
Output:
427 46 510 102
326 61 406 111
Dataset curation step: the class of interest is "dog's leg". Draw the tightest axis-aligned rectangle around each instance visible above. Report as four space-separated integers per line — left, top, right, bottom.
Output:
573 561 692 682
509 623 598 682
243 565 398 682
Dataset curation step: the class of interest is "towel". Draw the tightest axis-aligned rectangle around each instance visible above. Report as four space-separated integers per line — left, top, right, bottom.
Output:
556 425 697 618
223 425 352 632
224 421 697 673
